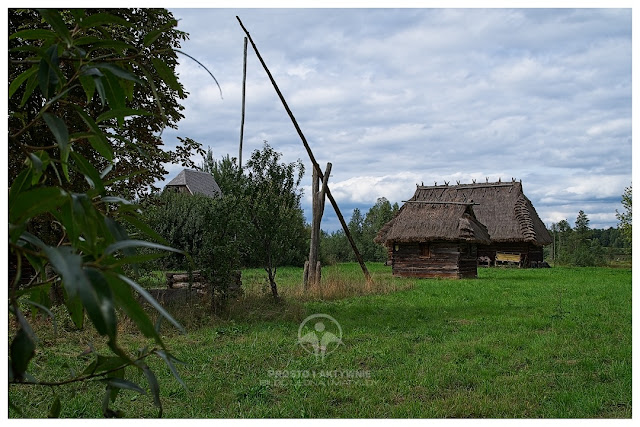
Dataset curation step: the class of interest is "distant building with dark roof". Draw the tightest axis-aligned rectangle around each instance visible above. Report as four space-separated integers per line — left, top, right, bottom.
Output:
164 169 222 198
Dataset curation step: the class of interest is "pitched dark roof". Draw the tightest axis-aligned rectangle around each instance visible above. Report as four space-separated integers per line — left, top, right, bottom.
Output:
380 181 551 246
165 169 222 198
375 202 491 245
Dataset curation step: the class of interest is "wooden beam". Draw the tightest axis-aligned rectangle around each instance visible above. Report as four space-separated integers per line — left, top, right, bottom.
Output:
239 36 248 168
402 200 479 205
236 16 372 282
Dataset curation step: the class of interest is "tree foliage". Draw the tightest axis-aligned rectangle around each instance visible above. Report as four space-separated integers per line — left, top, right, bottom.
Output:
243 143 306 299
616 185 632 245
9 8 204 200
550 212 607 266
153 143 308 300
574 210 590 234
549 204 632 266
200 148 244 196
321 198 398 264
142 191 243 311
8 8 201 417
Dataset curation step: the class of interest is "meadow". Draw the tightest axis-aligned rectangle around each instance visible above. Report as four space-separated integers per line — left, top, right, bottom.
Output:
9 264 631 418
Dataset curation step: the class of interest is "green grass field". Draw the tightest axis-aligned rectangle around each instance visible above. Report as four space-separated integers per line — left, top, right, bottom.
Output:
9 264 632 418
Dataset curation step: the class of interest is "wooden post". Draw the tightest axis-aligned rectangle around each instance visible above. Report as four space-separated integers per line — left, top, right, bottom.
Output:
239 37 248 168
237 16 372 283
305 162 331 289
303 260 309 285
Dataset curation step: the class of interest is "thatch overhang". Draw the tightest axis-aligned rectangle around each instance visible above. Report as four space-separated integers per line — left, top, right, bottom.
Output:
165 169 222 198
375 202 491 246
396 181 551 246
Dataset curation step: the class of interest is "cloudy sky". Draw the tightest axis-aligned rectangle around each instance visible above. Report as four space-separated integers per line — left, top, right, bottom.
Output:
159 6 632 232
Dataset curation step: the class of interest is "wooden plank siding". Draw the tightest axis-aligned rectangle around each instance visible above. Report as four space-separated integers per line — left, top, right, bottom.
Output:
391 241 479 279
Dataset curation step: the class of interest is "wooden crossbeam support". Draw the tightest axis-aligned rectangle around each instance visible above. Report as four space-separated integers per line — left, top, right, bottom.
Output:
237 16 371 282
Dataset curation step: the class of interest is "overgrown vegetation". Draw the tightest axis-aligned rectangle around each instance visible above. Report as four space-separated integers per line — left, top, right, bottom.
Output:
8 7 631 420
616 184 632 246
547 208 631 267
9 266 632 418
8 8 205 417
319 197 399 264
143 142 308 300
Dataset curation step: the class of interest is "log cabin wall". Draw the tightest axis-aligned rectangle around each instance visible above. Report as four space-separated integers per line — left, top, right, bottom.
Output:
391 241 478 279
458 242 479 278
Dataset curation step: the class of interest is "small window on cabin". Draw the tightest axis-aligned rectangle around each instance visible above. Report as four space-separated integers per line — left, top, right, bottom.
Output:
419 243 430 257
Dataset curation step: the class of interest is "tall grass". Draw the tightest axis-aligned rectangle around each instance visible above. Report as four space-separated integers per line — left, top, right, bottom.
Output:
240 262 414 301
10 265 631 418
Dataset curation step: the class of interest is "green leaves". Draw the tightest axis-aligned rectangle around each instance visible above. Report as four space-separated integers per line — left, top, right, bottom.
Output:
42 113 70 180
38 44 60 99
38 9 73 47
104 377 146 395
10 328 36 380
143 19 177 47
9 186 66 226
70 150 106 193
97 108 150 124
9 66 38 99
47 396 61 418
154 350 187 389
9 28 57 42
141 363 162 417
116 274 184 334
79 12 132 29
42 113 69 152
9 8 192 417
105 239 185 256
43 246 117 338
75 107 113 161
152 58 183 97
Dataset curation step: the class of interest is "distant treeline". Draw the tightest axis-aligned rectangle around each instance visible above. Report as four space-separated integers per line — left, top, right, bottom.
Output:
321 203 631 267
545 210 631 267
319 197 398 265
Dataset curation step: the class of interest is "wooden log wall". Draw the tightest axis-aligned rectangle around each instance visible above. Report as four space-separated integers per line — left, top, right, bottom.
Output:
391 241 478 279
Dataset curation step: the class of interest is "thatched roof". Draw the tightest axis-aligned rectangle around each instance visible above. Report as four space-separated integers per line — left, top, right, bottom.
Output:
165 169 222 198
379 181 551 246
375 202 491 245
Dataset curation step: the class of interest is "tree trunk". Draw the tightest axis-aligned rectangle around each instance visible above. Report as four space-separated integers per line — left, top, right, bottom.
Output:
267 267 278 299
266 249 279 299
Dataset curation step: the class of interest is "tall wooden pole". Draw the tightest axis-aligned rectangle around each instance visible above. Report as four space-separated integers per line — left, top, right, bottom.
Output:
305 162 331 289
239 37 248 168
236 16 371 282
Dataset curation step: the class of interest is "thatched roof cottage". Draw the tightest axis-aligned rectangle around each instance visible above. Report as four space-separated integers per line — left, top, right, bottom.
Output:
381 180 552 268
164 169 222 198
375 202 491 278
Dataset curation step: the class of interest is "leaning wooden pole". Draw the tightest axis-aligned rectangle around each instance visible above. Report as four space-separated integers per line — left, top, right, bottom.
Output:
236 16 372 282
239 36 248 168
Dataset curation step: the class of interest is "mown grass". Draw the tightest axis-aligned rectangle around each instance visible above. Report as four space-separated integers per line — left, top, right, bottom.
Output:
9 264 631 418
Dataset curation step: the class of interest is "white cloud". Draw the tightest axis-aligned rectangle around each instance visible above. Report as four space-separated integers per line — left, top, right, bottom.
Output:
162 8 631 231
586 118 632 137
